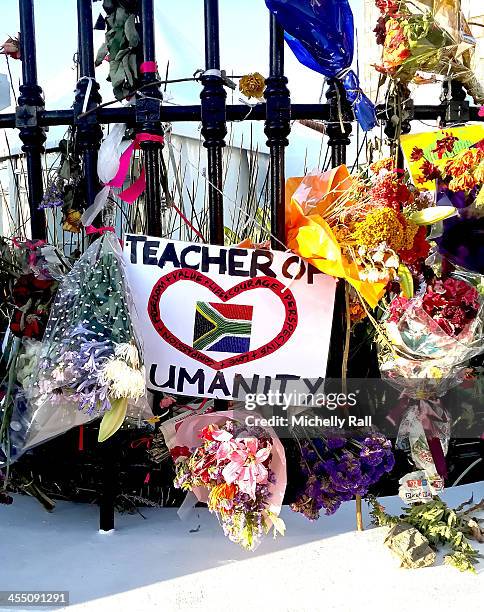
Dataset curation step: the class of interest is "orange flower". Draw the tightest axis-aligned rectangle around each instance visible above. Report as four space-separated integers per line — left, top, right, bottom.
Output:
208 482 237 512
448 172 477 192
381 18 411 71
370 157 395 173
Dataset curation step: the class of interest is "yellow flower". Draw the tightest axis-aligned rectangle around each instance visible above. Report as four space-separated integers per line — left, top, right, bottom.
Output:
351 207 404 251
239 72 265 99
62 209 82 233
445 148 483 177
448 172 477 192
473 161 484 184
401 218 419 251
370 157 395 174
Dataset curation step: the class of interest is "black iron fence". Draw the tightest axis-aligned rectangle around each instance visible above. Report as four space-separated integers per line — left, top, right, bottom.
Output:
1 0 483 530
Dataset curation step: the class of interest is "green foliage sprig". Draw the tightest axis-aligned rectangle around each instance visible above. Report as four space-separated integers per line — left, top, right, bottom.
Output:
368 495 484 573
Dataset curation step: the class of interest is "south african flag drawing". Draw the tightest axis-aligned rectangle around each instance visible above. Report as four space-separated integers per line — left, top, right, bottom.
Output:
193 302 253 353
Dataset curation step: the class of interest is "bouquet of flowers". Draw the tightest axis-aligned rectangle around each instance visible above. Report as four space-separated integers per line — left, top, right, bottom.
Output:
374 0 484 104
172 412 286 550
291 433 395 520
29 232 145 444
1 240 69 465
402 127 484 273
379 275 483 397
286 164 436 308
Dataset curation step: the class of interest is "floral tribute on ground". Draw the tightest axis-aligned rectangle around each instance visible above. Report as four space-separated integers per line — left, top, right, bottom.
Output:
170 412 286 550
30 232 145 444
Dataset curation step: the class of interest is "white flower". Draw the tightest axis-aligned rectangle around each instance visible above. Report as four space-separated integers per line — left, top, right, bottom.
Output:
367 268 381 283
358 246 367 257
114 342 140 368
99 358 145 399
372 249 385 263
384 255 399 269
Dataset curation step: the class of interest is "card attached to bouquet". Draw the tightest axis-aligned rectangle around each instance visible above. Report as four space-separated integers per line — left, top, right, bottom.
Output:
123 235 336 399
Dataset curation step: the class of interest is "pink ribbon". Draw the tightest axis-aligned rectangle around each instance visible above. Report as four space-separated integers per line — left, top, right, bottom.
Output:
140 61 157 73
11 238 46 266
109 132 164 204
84 225 115 235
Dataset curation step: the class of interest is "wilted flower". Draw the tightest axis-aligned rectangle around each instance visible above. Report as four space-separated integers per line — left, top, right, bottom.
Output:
239 72 265 99
0 35 21 60
62 209 82 233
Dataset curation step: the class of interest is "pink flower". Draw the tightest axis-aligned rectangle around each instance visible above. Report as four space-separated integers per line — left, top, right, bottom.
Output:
211 429 238 462
479 106 484 118
222 438 272 499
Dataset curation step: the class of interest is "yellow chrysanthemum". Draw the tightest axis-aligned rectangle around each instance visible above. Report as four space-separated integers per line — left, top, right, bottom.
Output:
351 207 404 251
401 218 419 251
239 72 265 99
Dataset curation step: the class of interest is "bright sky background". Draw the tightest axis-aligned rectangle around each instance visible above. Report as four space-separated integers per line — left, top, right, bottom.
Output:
0 0 447 172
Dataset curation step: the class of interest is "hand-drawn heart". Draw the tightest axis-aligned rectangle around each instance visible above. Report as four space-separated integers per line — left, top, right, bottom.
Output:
148 268 298 371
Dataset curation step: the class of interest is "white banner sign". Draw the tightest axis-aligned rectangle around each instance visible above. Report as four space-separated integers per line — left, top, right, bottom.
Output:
123 235 336 399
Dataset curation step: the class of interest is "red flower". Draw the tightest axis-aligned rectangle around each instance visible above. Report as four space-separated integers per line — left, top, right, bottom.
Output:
399 226 430 266
369 170 413 211
410 147 424 162
420 160 441 181
375 0 399 15
389 296 410 323
374 16 387 45
170 445 191 461
432 132 459 159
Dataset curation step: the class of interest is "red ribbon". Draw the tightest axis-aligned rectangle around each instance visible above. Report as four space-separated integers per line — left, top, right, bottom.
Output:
130 436 152 449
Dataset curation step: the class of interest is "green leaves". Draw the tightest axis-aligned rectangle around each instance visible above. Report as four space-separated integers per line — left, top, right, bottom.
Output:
95 2 141 100
369 496 482 572
98 397 128 442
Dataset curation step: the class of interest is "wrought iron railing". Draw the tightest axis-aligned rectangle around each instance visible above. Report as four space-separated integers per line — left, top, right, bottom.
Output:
1 0 483 530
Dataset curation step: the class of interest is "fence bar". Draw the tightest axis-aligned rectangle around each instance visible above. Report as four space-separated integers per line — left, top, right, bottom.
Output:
2 103 484 131
324 79 353 379
17 0 46 239
138 0 164 236
201 0 227 412
74 0 110 532
265 15 291 250
201 0 226 246
75 0 103 215
325 79 353 167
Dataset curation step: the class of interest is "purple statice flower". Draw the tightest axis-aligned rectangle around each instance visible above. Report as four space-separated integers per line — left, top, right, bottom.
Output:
291 433 395 520
326 436 346 450
38 182 64 209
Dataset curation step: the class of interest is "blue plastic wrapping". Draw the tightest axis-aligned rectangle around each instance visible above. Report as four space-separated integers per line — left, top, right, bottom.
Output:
265 0 377 132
